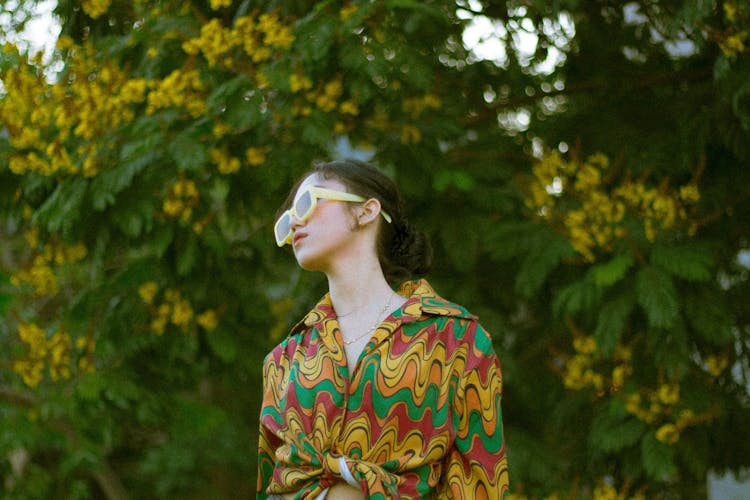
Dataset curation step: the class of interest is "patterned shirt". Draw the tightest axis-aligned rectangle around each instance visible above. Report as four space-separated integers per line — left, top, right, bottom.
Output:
257 279 509 499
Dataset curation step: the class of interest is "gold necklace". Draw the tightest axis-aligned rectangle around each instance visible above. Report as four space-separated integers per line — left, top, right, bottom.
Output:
342 293 394 346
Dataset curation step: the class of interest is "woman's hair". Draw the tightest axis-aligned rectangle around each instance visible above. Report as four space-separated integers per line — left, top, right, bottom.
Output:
278 159 432 283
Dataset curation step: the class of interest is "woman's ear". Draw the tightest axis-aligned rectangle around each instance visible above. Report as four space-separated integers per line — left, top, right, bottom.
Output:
356 198 383 226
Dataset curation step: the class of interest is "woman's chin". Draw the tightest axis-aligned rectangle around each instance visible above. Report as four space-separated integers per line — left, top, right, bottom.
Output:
293 249 326 272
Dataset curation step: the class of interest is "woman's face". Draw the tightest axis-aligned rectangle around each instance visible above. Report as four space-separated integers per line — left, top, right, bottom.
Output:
289 173 360 272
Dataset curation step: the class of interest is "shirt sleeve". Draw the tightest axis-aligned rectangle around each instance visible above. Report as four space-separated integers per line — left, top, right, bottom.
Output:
257 420 281 499
444 327 509 500
257 351 282 499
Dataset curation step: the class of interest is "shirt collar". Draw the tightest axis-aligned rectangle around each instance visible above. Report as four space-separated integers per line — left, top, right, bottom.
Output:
290 278 476 336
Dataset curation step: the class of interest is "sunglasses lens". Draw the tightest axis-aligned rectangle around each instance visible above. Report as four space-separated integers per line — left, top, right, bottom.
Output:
274 212 292 245
294 190 314 221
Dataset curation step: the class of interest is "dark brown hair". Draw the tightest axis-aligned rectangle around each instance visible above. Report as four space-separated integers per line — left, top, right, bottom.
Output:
277 159 432 284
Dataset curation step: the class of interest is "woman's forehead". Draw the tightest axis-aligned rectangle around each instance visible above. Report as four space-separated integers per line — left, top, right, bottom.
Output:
295 173 346 196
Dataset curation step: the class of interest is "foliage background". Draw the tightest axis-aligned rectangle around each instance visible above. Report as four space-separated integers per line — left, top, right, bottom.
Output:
1 0 749 498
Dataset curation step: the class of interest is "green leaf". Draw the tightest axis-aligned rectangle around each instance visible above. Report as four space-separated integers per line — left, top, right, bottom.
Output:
0 271 13 314
169 126 209 172
295 15 336 62
594 291 635 356
641 431 677 480
206 75 251 114
651 242 714 282
486 222 544 261
650 320 690 378
553 279 604 318
636 266 679 329
441 219 478 272
516 232 574 299
433 170 476 192
591 254 634 287
32 177 88 234
205 328 238 363
301 112 333 145
590 409 646 453
224 91 264 132
684 288 733 345
176 234 199 277
92 131 162 210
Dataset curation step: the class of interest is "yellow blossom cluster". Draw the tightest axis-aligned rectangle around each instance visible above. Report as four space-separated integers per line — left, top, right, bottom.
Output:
182 12 294 70
213 120 231 138
623 383 703 444
561 326 716 446
10 234 88 296
562 335 633 393
12 323 83 388
82 0 111 19
138 282 218 334
717 2 748 57
527 152 700 262
400 125 422 145
287 73 367 134
289 73 313 93
210 147 241 174
315 79 344 112
340 4 359 21
146 69 206 118
245 147 267 166
1 42 148 178
593 483 645 500
162 177 199 221
402 94 442 119
704 353 729 377
210 143 269 172
210 0 232 10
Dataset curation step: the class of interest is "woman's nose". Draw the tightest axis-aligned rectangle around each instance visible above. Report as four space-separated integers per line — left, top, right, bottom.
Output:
290 213 304 229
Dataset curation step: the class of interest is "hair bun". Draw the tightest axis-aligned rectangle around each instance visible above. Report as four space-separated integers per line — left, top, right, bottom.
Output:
384 219 432 283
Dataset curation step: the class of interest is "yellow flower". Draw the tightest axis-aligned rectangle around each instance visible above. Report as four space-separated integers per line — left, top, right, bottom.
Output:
705 354 729 377
724 1 738 22
339 100 359 115
655 423 680 444
211 147 242 174
171 299 194 330
82 0 111 19
210 0 232 10
289 73 313 93
573 335 597 354
150 316 167 335
593 484 618 500
163 198 184 217
611 364 631 387
657 383 680 405
245 147 266 166
676 409 695 429
720 32 747 57
625 393 641 414
197 310 219 331
340 4 359 21
423 94 442 109
213 121 230 138
139 282 159 304
679 184 700 204
401 125 422 144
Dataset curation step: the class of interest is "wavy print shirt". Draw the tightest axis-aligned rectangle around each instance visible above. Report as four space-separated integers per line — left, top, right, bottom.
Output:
257 279 509 499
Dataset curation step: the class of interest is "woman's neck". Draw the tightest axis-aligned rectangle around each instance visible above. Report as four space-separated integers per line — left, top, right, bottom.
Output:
326 259 395 318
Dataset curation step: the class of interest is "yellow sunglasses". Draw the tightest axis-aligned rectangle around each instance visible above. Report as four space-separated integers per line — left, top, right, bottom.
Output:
274 185 392 247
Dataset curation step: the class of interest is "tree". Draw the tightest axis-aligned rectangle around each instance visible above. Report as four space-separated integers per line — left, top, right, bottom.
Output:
1 0 749 497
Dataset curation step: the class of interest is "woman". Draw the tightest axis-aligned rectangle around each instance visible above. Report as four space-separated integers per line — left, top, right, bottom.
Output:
258 159 508 499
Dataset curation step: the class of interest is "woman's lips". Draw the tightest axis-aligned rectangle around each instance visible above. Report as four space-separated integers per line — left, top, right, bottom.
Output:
293 232 307 246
